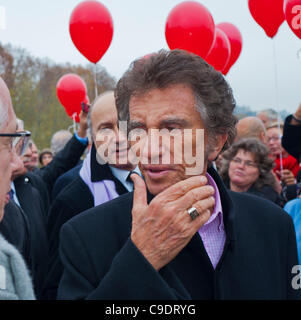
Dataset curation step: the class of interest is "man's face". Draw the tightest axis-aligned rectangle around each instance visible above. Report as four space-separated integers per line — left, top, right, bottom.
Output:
129 84 220 195
23 142 38 171
266 127 283 157
30 143 39 167
0 108 17 221
92 93 132 170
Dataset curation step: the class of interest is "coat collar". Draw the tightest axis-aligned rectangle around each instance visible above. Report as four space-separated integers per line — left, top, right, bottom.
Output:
90 143 128 195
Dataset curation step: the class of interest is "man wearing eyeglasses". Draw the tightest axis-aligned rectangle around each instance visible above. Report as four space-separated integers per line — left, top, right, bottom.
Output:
3 110 88 300
0 77 35 299
0 80 24 220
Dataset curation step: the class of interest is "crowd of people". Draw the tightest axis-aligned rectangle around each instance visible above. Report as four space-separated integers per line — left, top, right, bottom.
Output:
0 49 301 300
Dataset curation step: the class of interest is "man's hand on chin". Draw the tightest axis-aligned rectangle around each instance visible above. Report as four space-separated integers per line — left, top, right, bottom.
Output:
130 173 215 271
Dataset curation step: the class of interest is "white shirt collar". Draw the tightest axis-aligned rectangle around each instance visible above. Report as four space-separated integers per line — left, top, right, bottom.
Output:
109 166 141 192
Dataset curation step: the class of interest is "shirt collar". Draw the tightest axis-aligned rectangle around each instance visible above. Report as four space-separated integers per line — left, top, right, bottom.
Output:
109 166 141 184
202 172 224 229
11 182 16 194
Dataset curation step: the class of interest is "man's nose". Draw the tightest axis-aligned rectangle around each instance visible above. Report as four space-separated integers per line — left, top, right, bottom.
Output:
141 131 163 164
116 129 128 146
10 150 24 174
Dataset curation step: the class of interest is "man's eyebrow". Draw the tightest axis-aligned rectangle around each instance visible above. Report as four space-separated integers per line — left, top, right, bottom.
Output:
159 118 189 127
97 122 114 130
128 121 146 130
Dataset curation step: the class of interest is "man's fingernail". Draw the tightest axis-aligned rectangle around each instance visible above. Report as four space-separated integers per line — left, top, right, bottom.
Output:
208 186 215 194
200 176 207 184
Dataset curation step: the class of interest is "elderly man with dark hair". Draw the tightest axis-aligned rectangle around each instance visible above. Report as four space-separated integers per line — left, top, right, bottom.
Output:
58 50 300 300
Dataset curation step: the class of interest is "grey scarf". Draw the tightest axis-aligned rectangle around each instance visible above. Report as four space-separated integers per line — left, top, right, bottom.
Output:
0 233 35 300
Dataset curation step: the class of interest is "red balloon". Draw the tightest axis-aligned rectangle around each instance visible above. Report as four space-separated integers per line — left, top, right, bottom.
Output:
248 0 285 38
284 0 301 39
205 28 231 74
69 1 113 63
217 23 243 75
165 1 215 59
56 74 87 122
84 95 90 105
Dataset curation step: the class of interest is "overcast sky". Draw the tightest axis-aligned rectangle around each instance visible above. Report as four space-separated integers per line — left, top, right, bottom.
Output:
0 0 300 113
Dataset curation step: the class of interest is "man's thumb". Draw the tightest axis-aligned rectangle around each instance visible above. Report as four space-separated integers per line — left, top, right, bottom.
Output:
130 173 147 208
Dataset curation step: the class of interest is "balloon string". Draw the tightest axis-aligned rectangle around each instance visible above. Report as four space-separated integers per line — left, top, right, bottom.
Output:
94 63 98 99
272 38 283 173
72 113 77 134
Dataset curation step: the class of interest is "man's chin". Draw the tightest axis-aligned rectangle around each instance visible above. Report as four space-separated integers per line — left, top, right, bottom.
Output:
144 177 175 196
141 168 186 195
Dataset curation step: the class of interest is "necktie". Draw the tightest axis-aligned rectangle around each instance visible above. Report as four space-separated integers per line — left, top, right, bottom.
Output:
126 172 134 191
8 189 15 202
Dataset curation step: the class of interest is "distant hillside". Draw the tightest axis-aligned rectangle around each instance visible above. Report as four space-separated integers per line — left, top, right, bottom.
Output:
234 105 289 121
0 42 116 150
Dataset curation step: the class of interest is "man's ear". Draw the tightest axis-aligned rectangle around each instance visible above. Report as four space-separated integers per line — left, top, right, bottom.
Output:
260 131 266 144
207 134 228 162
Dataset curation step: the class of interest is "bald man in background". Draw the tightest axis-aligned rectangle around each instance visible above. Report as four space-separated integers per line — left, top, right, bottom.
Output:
216 116 266 170
43 91 138 300
235 117 266 143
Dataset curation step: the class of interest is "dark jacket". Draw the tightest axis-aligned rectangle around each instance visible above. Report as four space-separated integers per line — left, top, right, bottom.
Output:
282 115 301 161
43 148 129 300
25 172 50 220
34 135 87 197
0 201 30 264
57 167 300 300
12 135 87 299
13 175 48 300
51 164 82 201
223 179 283 206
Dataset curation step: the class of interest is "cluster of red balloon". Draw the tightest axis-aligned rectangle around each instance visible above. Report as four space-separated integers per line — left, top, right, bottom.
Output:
57 0 113 122
248 0 301 40
165 1 243 75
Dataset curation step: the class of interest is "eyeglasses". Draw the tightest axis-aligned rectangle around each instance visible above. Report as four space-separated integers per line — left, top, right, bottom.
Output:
0 131 31 156
267 136 282 143
231 157 258 169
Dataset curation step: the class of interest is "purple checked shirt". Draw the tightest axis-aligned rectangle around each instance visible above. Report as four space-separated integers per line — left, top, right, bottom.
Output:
198 173 226 269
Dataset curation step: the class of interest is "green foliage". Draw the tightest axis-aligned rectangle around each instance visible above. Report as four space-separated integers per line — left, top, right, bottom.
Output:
0 43 116 150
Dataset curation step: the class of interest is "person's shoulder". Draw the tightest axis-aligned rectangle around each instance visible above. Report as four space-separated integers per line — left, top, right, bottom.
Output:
68 191 134 228
61 192 134 247
55 176 90 202
284 198 301 215
228 190 290 224
56 164 81 182
0 233 23 260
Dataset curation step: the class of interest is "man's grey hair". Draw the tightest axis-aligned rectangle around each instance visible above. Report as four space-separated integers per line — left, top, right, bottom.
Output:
257 109 279 122
115 49 237 153
16 118 24 131
51 130 73 155
0 96 8 131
